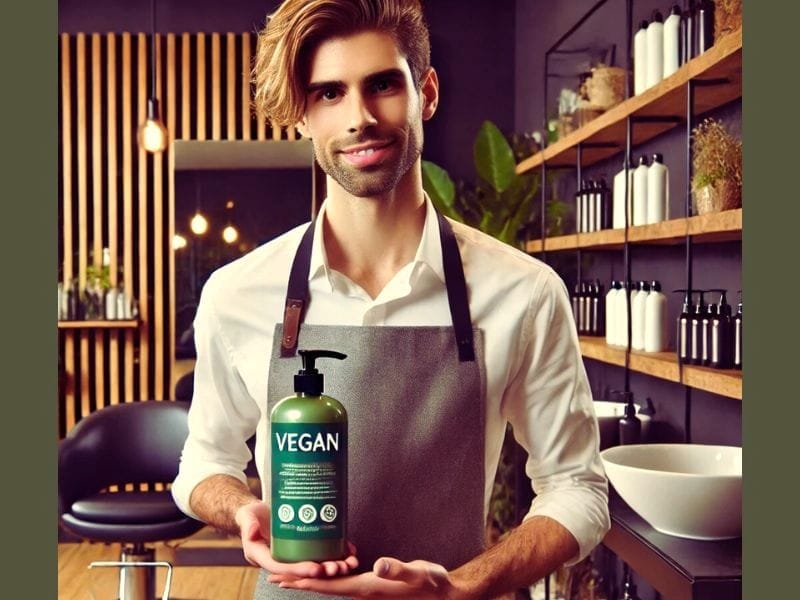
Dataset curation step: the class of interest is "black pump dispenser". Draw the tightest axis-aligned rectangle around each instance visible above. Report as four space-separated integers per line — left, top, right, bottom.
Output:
708 289 733 369
294 349 347 396
690 290 706 365
734 291 742 370
618 391 642 445
674 289 693 364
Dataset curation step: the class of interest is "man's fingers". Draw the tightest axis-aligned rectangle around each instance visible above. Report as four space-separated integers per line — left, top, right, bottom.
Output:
374 557 448 588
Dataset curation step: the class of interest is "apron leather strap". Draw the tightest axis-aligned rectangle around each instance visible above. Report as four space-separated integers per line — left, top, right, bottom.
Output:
280 210 475 362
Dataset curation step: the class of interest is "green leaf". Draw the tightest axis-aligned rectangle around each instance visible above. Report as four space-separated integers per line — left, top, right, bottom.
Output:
474 121 516 194
421 160 462 222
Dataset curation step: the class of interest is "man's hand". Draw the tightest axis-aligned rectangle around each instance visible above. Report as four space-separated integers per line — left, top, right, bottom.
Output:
269 556 469 599
234 501 359 578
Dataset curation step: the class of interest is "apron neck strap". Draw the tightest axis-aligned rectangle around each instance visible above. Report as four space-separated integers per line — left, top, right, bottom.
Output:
280 210 475 362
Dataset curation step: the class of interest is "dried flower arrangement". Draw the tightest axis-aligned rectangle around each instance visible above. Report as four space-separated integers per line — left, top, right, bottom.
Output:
691 117 742 214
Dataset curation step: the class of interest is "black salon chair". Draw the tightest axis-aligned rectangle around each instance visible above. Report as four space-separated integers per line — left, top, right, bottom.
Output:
58 400 205 600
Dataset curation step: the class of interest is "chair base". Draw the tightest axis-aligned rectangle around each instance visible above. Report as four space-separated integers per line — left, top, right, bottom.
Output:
89 544 174 600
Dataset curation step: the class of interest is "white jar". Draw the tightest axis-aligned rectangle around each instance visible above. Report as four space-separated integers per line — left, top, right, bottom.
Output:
663 5 682 78
646 12 664 89
646 153 669 224
605 281 619 346
632 155 649 226
613 164 633 229
644 281 668 352
632 281 649 351
615 281 630 347
634 20 649 95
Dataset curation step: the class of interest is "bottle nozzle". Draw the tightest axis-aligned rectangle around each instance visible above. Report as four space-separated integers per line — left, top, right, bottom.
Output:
295 349 347 396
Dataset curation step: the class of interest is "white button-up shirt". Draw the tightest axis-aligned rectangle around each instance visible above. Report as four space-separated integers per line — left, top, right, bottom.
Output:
173 197 610 564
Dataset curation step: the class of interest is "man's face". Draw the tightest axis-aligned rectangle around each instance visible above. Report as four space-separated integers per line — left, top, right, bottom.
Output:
300 30 436 198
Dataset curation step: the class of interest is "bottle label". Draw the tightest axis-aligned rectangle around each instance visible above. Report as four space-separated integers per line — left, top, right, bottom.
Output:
271 421 346 540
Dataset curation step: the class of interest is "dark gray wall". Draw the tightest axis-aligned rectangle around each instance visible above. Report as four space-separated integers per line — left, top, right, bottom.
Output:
58 0 515 183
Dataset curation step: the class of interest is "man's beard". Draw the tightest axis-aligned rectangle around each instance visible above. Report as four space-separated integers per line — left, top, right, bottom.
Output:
314 126 422 198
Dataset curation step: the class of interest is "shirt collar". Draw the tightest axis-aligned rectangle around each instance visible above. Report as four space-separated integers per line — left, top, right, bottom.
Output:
307 194 447 290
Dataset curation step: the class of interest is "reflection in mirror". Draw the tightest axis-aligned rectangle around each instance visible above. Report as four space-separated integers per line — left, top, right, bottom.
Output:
172 141 318 366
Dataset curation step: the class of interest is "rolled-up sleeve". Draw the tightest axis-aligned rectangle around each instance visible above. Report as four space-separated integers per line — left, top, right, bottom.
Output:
171 274 262 521
502 270 610 565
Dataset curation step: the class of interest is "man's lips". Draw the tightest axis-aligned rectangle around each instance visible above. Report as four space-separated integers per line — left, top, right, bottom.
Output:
338 140 394 167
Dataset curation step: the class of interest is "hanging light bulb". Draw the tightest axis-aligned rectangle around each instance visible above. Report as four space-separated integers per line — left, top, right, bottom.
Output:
173 233 188 250
138 0 169 153
222 225 239 244
190 212 209 235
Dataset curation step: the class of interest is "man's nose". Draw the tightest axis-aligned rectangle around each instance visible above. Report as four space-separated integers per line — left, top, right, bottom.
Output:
346 92 378 133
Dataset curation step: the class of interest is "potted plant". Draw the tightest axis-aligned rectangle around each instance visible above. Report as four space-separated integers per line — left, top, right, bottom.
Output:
691 117 742 215
422 120 568 249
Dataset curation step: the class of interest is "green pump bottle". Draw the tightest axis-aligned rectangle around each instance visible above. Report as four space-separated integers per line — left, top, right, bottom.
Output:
270 349 348 562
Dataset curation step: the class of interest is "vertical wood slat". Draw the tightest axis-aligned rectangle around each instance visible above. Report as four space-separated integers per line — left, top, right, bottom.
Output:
167 34 177 395
181 33 190 139
92 34 106 411
106 33 120 406
60 33 286 432
196 33 206 140
212 33 221 140
138 33 150 400
241 32 251 141
227 32 236 140
122 33 134 404
60 34 76 431
76 34 91 421
153 33 165 399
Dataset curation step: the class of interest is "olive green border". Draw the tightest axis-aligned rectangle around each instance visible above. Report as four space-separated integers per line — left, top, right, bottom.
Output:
4 0 58 598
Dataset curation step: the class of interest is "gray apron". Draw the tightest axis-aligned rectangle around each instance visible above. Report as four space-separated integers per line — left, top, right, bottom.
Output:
255 212 487 599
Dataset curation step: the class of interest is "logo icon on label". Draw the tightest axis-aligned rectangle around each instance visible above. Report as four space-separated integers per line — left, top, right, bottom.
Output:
320 504 337 523
277 504 295 523
298 504 317 524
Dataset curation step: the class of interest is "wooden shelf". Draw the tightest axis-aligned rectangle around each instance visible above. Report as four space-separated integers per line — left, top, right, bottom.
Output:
603 491 741 600
579 336 742 400
58 320 139 329
525 208 741 253
517 28 742 173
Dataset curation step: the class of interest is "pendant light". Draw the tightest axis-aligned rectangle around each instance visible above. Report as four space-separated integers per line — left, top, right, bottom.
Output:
137 0 168 153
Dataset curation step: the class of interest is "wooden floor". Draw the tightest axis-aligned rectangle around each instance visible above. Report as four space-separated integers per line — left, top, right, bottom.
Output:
58 528 259 600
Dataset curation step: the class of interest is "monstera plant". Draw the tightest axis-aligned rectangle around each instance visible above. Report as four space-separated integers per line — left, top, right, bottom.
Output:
422 120 567 248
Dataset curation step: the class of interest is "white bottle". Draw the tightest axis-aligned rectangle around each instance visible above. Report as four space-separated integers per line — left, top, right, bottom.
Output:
644 280 668 352
632 155 649 226
646 12 664 89
605 280 619 346
663 5 682 78
117 286 128 320
634 20 649 95
105 286 118 320
646 153 669 224
615 281 630 347
613 162 633 229
632 281 650 351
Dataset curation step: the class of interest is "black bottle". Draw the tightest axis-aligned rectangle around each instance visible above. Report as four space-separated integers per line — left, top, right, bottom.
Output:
710 288 733 369
733 291 742 370
597 177 610 230
591 280 605 337
689 290 706 365
685 0 696 60
575 183 584 234
701 300 716 367
619 392 642 445
674 289 692 364
572 283 581 331
696 0 715 55
579 281 588 334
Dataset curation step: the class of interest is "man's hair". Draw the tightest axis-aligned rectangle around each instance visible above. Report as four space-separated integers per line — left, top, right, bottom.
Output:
253 0 431 127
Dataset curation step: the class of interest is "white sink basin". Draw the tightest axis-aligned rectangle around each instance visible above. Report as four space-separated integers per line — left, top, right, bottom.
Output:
600 443 742 540
591 401 652 449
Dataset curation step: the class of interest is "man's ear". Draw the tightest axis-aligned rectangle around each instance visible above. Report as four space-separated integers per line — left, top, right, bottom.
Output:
296 118 310 139
420 67 439 121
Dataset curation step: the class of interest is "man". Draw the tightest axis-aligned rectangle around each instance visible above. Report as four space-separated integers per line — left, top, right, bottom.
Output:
172 1 610 598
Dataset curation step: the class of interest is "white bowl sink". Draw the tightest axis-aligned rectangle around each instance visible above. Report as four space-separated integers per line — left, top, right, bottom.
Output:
600 443 742 540
592 401 652 449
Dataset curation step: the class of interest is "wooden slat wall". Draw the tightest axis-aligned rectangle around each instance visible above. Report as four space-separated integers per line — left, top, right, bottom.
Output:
57 32 290 438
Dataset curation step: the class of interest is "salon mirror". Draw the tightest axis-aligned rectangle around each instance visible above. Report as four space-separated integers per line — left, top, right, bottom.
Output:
171 140 321 382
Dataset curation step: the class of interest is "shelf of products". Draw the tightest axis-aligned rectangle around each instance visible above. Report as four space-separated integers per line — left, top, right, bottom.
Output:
517 28 742 173
580 336 742 400
58 320 139 330
525 208 741 253
603 491 741 600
